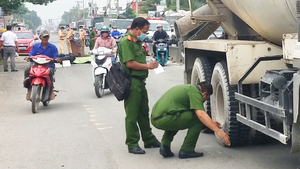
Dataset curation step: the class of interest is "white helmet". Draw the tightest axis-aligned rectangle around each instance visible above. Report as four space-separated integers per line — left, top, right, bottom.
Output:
157 24 162 28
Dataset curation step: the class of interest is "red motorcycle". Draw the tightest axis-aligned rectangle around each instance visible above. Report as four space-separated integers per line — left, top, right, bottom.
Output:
24 55 55 113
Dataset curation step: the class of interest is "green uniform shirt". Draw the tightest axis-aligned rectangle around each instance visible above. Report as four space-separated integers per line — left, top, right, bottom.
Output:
118 33 148 79
152 84 205 117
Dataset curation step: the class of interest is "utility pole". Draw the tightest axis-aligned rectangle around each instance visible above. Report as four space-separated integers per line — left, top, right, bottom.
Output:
176 0 180 12
75 1 80 20
135 0 138 18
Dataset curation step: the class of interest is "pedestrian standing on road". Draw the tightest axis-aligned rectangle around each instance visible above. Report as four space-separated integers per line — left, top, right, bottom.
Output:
151 82 231 159
118 17 161 154
78 26 86 55
89 27 96 50
65 25 74 54
58 27 66 54
0 25 19 72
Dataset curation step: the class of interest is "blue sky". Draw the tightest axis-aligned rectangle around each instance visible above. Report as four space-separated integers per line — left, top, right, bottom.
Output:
25 0 129 21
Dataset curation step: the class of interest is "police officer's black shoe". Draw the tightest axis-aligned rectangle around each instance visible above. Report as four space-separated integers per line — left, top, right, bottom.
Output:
129 146 145 154
159 145 174 158
178 150 204 159
144 140 161 148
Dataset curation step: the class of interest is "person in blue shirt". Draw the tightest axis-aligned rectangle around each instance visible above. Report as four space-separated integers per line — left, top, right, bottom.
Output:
110 26 122 37
24 30 61 100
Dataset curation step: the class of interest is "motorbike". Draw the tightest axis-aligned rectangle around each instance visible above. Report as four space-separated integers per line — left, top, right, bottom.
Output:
23 55 56 113
154 39 169 66
113 35 122 47
90 47 113 98
142 39 149 56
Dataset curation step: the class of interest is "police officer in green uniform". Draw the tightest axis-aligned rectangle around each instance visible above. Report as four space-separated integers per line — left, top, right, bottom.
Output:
151 82 231 159
118 17 161 154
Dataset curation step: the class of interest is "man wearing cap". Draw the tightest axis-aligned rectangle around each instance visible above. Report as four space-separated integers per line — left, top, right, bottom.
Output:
65 25 74 54
24 30 60 100
151 82 230 159
0 25 19 72
58 26 66 54
152 24 169 57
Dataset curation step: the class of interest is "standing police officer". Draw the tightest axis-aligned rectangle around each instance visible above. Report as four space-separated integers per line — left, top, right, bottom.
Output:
118 17 161 154
151 82 230 159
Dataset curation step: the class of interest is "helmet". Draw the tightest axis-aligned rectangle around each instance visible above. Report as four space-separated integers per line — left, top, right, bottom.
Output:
127 26 131 29
156 24 162 28
100 26 110 32
112 26 117 29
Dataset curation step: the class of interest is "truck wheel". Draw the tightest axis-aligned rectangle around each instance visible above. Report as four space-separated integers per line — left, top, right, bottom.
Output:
191 57 212 116
211 61 248 146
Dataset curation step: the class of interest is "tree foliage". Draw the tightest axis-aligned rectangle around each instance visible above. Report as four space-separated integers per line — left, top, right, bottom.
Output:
140 1 156 14
61 7 89 24
166 0 205 11
24 11 42 30
122 8 135 19
0 0 56 15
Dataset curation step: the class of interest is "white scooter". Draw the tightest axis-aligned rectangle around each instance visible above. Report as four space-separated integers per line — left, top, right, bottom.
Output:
90 47 113 98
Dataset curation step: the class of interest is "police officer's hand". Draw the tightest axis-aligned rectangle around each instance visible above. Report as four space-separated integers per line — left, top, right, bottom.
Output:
148 61 159 69
216 129 231 146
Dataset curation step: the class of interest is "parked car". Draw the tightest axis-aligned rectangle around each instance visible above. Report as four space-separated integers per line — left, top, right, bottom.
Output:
13 30 38 55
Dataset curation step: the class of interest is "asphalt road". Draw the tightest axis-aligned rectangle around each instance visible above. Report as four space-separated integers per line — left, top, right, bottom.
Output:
0 33 299 169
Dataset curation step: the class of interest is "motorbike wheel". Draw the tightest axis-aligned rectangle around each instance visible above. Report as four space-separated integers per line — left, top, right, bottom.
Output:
160 53 165 66
31 84 41 113
43 101 50 106
94 75 104 98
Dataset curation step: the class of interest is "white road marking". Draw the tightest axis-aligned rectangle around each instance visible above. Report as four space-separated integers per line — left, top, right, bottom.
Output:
97 127 113 130
94 123 107 126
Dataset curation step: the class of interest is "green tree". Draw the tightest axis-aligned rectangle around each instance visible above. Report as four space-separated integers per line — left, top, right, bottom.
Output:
166 0 205 11
24 11 42 30
122 8 135 19
12 4 29 19
140 1 156 14
0 0 56 15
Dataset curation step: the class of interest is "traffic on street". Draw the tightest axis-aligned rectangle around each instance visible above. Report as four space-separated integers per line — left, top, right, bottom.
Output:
0 32 299 169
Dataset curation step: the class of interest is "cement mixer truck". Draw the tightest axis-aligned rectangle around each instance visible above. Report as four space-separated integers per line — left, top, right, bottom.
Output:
175 0 300 153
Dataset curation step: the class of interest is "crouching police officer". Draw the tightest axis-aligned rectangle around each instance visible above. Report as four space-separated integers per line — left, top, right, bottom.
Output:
151 82 230 159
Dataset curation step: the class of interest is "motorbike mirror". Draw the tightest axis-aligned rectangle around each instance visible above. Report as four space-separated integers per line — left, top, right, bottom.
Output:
171 29 174 32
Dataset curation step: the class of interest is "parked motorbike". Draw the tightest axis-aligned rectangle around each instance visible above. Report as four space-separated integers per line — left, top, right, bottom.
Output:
154 39 169 66
23 55 56 113
90 47 113 98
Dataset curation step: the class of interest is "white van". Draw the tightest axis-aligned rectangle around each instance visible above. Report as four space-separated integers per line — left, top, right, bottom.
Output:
147 20 173 42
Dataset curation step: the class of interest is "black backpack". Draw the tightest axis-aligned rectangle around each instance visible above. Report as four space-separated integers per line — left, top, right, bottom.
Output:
106 62 131 101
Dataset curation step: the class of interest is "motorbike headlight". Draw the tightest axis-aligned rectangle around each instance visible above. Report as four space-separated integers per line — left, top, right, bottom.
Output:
164 48 167 50
158 49 160 51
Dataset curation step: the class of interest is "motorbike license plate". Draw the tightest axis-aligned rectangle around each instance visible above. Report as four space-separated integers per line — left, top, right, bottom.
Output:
19 47 27 50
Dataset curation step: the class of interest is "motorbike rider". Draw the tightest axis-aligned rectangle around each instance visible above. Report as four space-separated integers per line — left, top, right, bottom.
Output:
24 30 61 100
152 24 169 57
111 26 122 38
125 26 131 34
94 26 117 63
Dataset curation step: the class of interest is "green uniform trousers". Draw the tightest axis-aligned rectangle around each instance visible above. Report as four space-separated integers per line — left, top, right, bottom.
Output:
124 77 157 149
151 111 203 151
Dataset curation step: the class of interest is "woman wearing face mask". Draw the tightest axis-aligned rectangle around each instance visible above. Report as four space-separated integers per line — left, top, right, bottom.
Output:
93 26 117 63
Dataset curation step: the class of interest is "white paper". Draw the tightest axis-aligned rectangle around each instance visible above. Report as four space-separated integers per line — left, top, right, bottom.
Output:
153 64 164 74
62 60 71 67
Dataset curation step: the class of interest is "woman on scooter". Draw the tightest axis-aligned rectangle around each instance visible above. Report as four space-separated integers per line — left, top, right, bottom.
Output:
94 26 117 63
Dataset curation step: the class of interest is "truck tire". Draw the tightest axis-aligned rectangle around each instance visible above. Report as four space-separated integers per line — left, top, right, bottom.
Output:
191 57 212 116
211 61 248 146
